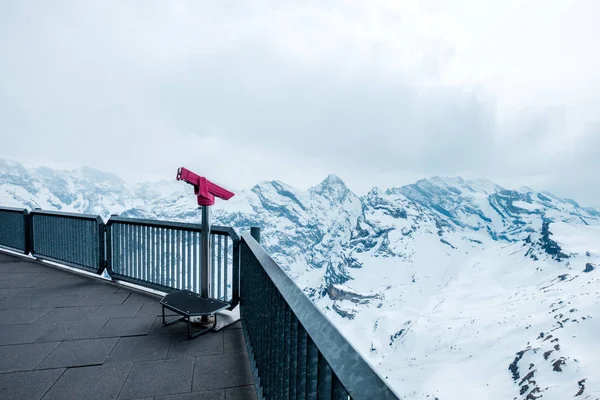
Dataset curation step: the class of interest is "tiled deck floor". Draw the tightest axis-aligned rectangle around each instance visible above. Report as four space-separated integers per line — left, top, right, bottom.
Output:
0 251 256 400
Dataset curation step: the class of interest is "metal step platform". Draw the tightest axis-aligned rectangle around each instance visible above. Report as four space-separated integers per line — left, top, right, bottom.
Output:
160 290 230 339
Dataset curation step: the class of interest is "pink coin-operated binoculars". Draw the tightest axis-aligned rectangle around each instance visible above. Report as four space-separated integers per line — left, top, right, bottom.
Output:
176 167 235 206
177 167 234 301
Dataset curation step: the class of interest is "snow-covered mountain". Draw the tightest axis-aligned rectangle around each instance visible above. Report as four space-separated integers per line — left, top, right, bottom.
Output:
2 158 599 400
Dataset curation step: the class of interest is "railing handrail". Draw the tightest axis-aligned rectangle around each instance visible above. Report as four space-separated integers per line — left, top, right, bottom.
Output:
241 234 400 399
0 206 28 213
106 215 239 240
30 209 104 223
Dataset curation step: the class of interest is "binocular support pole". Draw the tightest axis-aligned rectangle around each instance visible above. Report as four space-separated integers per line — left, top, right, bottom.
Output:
200 205 212 324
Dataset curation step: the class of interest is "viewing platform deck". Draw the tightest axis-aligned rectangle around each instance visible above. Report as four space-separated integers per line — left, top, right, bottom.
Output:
0 252 255 400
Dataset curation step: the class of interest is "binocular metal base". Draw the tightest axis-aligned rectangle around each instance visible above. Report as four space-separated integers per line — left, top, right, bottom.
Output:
160 290 230 340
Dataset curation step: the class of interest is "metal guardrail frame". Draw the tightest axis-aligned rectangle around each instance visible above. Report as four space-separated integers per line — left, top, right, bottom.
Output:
0 205 398 397
105 215 240 308
29 209 105 274
0 206 30 254
240 233 400 400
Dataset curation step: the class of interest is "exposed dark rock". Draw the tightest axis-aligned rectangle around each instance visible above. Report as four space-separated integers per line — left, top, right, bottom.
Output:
575 378 587 396
519 370 536 386
389 329 405 346
509 350 528 381
332 302 355 320
440 239 456 249
540 218 569 261
389 321 412 346
584 263 596 273
552 357 566 372
542 335 553 342
326 284 378 304
525 387 542 400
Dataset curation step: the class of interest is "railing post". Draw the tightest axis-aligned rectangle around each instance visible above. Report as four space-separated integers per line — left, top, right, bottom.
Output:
97 216 106 274
24 209 33 255
231 237 241 309
201 206 211 299
105 214 118 275
250 227 261 243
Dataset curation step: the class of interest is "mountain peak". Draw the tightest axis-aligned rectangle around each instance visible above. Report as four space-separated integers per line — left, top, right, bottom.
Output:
310 174 355 202
323 174 346 186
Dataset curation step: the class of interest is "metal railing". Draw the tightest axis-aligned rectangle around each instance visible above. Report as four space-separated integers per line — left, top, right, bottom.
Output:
106 216 240 307
0 207 30 254
0 205 397 398
29 209 105 274
240 232 399 400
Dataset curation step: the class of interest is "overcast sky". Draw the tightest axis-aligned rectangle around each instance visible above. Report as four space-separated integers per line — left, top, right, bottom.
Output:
1 1 599 206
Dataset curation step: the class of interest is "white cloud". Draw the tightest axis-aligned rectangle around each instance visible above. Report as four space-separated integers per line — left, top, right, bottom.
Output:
1 0 599 206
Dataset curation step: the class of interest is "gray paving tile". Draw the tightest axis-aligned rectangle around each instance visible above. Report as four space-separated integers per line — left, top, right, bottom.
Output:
36 305 100 323
0 252 22 262
0 307 53 325
89 302 143 320
123 292 162 307
0 320 57 345
224 321 242 330
121 398 154 400
30 294 89 308
97 316 155 338
0 295 33 309
119 358 195 399
33 273 87 283
0 368 65 400
42 362 133 400
0 341 60 373
31 293 128 308
0 262 45 272
114 286 132 294
107 335 173 363
0 271 47 281
155 390 225 400
192 353 253 392
223 330 246 354
36 318 108 342
0 265 44 274
0 274 49 288
36 337 119 369
167 331 223 359
225 385 257 400
69 283 123 297
149 316 189 335
137 301 177 318
32 279 93 294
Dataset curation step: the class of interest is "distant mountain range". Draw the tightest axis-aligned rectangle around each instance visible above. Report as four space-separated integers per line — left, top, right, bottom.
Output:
2 157 599 400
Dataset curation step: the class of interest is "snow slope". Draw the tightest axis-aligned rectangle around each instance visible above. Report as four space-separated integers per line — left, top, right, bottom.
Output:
2 158 599 399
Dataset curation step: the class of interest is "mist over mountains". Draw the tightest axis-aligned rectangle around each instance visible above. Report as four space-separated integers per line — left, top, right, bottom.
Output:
2 157 599 400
